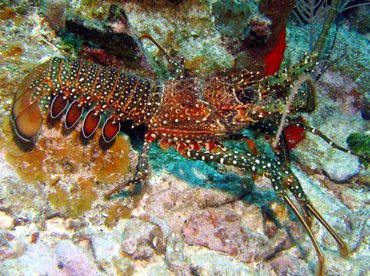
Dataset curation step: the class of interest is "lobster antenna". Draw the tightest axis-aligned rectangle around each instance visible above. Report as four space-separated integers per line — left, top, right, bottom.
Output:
312 0 341 61
272 74 312 148
140 34 185 78
140 34 172 61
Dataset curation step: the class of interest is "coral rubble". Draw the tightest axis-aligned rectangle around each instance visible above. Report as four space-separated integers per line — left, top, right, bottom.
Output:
0 1 369 275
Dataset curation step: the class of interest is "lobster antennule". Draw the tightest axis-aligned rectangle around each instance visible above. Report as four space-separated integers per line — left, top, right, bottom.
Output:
11 63 49 143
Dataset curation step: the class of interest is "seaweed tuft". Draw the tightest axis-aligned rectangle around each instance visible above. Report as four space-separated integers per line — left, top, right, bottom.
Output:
347 132 370 168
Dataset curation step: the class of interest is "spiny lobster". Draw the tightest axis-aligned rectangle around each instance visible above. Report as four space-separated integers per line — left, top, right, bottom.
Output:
11 41 368 274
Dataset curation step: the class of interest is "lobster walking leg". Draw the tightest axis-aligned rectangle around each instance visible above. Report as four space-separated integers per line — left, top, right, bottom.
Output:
104 136 152 199
293 121 370 163
180 147 349 276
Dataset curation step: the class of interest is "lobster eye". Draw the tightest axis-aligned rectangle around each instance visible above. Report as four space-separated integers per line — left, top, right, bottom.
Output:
236 87 256 104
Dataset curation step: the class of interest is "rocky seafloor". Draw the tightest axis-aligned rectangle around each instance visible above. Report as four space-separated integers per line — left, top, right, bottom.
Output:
0 1 369 275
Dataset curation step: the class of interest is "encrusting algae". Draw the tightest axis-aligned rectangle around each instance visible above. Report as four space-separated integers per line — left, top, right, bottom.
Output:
1 116 132 217
48 178 98 218
104 203 132 228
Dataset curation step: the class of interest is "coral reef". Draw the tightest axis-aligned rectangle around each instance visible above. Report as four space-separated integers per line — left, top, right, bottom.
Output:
0 1 369 275
344 3 370 35
121 218 166 259
182 208 292 263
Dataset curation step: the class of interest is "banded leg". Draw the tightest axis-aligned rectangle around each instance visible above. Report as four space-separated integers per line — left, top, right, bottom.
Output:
273 131 292 165
275 128 350 257
284 178 350 257
181 147 349 275
293 121 370 163
273 131 319 228
104 138 151 199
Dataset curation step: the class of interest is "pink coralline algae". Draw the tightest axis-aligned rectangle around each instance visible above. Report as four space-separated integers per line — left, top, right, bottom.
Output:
121 218 166 259
182 207 294 263
318 70 364 115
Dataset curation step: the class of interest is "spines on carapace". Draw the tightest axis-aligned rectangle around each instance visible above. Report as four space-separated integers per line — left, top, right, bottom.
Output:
11 57 163 143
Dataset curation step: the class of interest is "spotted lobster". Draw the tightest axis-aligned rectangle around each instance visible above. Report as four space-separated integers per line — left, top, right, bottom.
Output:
11 44 369 275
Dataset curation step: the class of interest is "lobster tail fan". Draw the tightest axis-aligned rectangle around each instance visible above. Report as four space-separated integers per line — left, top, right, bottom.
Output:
12 100 43 143
11 64 48 143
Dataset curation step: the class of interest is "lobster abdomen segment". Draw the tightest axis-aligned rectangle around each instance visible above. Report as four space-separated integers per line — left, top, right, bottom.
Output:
11 57 164 143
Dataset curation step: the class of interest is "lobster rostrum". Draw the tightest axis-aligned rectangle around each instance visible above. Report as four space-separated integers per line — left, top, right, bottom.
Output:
11 46 369 274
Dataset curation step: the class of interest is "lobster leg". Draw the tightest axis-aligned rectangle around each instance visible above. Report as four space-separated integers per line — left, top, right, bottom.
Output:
104 137 151 199
274 131 317 228
279 194 326 276
275 127 350 257
282 175 349 257
272 131 292 165
180 147 349 276
292 121 370 163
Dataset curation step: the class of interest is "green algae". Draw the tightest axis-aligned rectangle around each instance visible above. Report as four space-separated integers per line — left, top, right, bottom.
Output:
347 132 370 168
211 0 255 38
